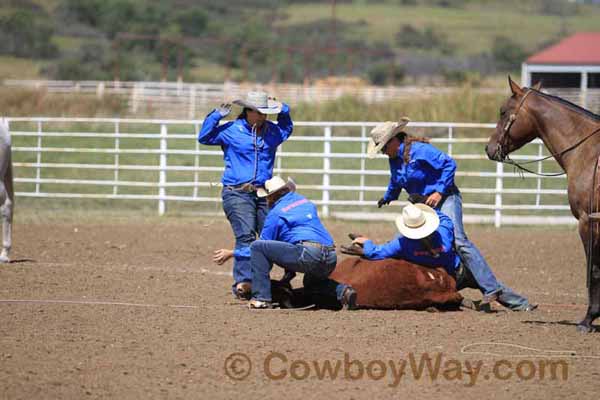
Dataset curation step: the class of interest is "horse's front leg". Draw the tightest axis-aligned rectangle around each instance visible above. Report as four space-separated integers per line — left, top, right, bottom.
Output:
0 189 12 263
577 218 600 332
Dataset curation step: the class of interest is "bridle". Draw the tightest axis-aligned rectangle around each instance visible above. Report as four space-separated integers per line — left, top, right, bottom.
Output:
495 89 600 177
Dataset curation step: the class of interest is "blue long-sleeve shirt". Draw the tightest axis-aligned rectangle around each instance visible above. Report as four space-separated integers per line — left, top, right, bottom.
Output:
383 141 457 202
234 191 333 259
198 104 293 186
362 211 460 275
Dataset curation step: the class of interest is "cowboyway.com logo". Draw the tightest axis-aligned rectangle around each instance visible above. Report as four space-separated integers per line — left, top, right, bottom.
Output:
224 352 569 386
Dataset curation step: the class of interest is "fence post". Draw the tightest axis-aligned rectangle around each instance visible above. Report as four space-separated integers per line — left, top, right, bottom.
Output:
158 123 167 215
193 123 200 199
322 126 331 217
189 85 196 119
36 121 43 195
113 121 120 196
494 161 503 228
359 125 366 203
447 126 453 156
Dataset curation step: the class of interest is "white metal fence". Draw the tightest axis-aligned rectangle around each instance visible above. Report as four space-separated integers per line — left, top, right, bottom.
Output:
5 80 600 119
4 117 575 227
3 80 497 119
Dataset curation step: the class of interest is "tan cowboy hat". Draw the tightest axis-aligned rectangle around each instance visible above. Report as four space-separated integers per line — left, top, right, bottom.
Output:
257 176 296 198
233 91 282 115
366 118 410 158
395 203 440 240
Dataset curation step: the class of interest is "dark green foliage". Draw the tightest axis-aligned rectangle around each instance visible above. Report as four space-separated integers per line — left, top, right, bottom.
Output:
396 24 455 55
491 36 528 72
367 63 405 85
0 9 58 58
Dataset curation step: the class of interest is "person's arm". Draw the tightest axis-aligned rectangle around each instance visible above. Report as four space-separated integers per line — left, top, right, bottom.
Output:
198 109 231 145
274 103 293 144
382 162 402 202
361 236 404 260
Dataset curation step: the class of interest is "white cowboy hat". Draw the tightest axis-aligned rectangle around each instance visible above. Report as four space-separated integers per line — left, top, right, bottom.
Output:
257 176 296 198
366 118 410 158
233 91 282 115
395 203 440 240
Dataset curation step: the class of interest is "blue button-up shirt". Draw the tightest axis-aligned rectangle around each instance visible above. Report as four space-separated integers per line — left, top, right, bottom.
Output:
362 211 460 275
198 104 293 186
234 191 333 259
383 141 456 202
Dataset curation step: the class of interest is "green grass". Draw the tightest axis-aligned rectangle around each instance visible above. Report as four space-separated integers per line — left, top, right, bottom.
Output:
8 117 572 220
0 56 44 80
281 2 600 56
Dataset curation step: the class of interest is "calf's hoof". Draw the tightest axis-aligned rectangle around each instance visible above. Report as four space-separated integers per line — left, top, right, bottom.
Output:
0 255 9 263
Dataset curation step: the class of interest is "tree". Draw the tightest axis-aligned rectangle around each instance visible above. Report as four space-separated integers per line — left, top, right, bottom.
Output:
0 10 58 58
491 36 527 71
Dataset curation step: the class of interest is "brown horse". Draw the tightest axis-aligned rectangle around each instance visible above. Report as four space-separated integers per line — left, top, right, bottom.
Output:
486 77 600 332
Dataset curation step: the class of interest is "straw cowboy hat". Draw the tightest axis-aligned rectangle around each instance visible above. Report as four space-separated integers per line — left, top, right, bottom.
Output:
366 118 410 158
257 176 296 198
395 203 440 239
233 91 282 114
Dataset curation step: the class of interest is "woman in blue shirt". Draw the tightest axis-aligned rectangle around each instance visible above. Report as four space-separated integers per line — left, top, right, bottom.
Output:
368 120 535 311
198 91 293 299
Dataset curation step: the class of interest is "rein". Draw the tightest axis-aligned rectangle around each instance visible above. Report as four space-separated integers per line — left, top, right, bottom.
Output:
499 90 600 177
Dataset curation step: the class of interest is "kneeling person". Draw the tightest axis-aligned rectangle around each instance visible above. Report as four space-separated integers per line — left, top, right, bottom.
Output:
352 203 536 311
214 176 357 310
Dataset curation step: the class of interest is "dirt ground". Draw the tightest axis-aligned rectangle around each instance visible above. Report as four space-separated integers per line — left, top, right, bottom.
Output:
1 216 599 400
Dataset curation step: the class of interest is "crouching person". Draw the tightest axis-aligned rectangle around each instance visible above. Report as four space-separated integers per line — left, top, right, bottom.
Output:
351 203 537 311
214 176 357 310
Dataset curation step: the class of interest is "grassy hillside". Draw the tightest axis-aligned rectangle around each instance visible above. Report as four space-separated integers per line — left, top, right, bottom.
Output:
1 0 599 83
281 2 600 56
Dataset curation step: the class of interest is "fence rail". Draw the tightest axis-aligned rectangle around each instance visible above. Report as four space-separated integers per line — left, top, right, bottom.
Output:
4 117 575 227
5 80 600 119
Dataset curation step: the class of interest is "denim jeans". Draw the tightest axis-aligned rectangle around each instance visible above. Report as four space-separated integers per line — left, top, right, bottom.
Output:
249 240 347 303
222 188 268 291
439 190 530 309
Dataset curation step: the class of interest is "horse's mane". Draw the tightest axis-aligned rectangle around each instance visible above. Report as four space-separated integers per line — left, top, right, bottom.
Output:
530 88 600 122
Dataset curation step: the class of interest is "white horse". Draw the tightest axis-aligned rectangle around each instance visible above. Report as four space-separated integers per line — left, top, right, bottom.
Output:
0 119 14 263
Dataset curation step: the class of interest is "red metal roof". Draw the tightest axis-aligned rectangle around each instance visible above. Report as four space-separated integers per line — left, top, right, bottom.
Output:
526 32 600 65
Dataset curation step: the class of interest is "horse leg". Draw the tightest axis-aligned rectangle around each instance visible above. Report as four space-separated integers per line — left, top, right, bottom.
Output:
577 219 600 332
0 181 11 263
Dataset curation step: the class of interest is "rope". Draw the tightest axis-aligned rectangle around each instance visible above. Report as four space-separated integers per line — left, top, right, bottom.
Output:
461 342 600 360
502 125 600 177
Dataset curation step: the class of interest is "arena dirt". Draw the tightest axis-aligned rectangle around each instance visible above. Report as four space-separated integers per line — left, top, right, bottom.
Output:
1 217 599 399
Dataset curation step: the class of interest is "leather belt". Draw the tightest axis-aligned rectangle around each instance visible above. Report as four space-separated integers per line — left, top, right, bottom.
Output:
224 183 263 193
299 241 336 251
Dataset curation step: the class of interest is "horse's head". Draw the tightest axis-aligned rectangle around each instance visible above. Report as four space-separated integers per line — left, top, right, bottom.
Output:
486 76 541 161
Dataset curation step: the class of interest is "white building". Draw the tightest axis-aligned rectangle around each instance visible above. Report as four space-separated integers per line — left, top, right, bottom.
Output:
522 32 600 112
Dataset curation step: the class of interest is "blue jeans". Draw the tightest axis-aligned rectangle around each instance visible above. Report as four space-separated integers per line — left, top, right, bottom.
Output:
222 188 268 291
439 190 530 310
249 240 347 303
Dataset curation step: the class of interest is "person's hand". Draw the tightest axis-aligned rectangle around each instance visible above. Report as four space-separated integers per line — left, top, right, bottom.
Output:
216 103 232 118
377 197 390 208
213 248 233 265
352 236 369 246
425 192 443 208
